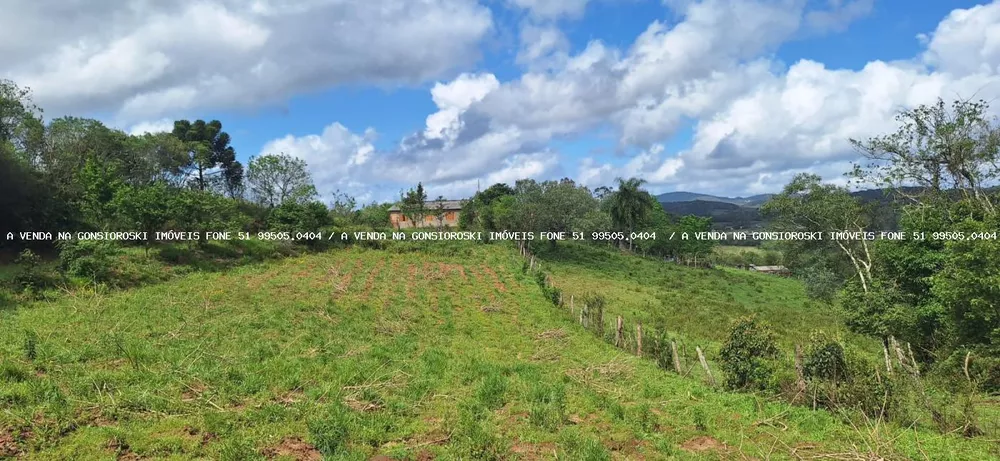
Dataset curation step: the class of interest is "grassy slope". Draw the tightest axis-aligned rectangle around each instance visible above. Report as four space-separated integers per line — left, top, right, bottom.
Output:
535 242 863 351
0 244 996 460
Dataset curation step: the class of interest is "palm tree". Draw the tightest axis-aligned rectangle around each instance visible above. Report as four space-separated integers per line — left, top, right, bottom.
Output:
609 177 654 251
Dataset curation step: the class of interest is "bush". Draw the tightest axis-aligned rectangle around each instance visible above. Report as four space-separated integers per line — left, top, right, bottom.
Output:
11 249 56 293
803 331 848 383
832 350 897 419
718 315 780 391
57 239 122 285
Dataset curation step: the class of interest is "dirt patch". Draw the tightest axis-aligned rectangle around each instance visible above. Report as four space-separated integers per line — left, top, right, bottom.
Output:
361 259 386 301
107 437 143 460
333 260 361 297
416 450 435 461
0 430 20 458
180 381 207 402
275 389 304 405
405 264 417 300
479 265 506 292
262 436 322 460
343 395 384 412
510 441 557 459
680 436 727 453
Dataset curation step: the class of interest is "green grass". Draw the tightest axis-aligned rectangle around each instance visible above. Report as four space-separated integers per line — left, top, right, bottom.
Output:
535 242 858 350
1 243 997 459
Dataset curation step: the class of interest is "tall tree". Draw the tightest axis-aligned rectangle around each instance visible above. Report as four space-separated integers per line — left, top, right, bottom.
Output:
850 98 1000 215
433 195 448 230
762 174 874 293
171 119 243 194
0 79 44 165
609 177 656 250
400 183 429 226
247 153 318 208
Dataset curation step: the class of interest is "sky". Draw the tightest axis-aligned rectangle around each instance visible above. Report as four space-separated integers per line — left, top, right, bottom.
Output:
3 0 1000 204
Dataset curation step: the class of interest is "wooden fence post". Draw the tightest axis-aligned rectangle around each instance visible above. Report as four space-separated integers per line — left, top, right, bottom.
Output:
615 316 623 348
964 352 972 383
907 342 920 377
636 322 643 358
883 342 893 376
696 346 716 387
570 295 574 314
670 341 681 373
891 336 918 378
794 344 807 401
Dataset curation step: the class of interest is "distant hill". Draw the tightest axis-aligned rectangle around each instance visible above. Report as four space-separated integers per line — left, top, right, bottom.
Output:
656 188 912 231
656 191 772 207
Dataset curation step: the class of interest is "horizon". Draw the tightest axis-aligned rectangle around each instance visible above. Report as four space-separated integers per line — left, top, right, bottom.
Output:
3 0 998 203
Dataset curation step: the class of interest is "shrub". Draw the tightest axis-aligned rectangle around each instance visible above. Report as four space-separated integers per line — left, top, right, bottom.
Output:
803 331 848 383
834 350 897 419
57 239 122 285
12 249 55 293
718 315 780 391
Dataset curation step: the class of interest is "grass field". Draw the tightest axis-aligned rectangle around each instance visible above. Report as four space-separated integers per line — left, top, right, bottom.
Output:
534 243 856 351
1 242 998 460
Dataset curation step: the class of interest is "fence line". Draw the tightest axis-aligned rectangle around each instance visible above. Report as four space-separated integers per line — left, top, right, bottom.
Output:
517 240 718 387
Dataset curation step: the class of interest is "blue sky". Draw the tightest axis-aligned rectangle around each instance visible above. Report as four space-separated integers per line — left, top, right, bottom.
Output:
4 0 1000 203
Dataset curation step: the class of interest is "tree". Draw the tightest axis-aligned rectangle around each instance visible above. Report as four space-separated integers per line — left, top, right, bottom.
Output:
127 132 190 186
0 79 44 165
674 215 716 264
77 157 126 230
171 119 243 194
329 190 359 226
433 195 448 230
762 174 875 293
609 177 656 250
356 202 392 230
400 183 428 227
718 315 780 390
491 179 599 240
593 186 613 200
112 182 172 255
247 153 318 208
850 98 1000 216
460 182 515 232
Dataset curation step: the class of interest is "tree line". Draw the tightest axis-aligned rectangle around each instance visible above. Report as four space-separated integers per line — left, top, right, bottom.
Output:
0 79 392 254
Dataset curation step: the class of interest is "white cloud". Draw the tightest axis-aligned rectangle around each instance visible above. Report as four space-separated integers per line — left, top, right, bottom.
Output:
259 122 378 201
1 0 492 123
423 73 500 147
257 0 888 200
38 0 1000 201
423 0 1000 197
127 118 175 135
516 24 571 70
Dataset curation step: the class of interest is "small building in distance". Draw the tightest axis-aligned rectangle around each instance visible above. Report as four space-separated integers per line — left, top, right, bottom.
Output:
389 200 465 229
748 265 791 276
